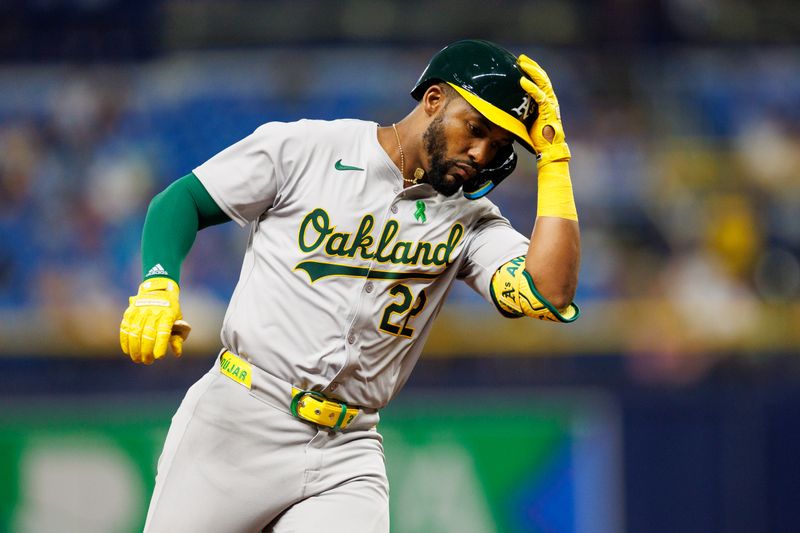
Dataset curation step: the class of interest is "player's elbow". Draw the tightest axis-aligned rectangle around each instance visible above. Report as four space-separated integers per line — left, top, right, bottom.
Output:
542 288 575 311
525 268 577 310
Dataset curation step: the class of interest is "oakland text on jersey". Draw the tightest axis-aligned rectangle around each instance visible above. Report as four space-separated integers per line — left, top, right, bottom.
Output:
297 207 464 267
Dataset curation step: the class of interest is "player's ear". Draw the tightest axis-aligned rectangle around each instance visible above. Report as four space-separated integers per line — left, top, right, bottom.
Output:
421 84 446 117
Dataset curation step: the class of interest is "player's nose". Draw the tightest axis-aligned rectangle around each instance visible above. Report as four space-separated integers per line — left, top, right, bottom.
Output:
467 139 493 168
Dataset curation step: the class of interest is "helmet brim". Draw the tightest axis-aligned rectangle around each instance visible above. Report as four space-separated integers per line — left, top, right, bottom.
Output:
447 82 536 154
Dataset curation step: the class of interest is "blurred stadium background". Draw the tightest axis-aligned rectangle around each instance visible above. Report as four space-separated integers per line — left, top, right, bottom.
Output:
1 1 799 532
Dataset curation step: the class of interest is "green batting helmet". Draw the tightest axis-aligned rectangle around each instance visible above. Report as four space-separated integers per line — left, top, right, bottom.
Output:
411 39 537 154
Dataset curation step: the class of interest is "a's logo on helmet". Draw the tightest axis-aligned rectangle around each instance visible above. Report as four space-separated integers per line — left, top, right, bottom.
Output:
511 95 534 121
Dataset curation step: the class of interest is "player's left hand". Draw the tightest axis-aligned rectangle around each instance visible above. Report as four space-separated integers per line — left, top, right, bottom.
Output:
119 277 191 365
518 55 571 168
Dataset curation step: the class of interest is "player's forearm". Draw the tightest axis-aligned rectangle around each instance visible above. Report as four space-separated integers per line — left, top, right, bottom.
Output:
141 173 229 283
524 161 580 309
525 217 580 309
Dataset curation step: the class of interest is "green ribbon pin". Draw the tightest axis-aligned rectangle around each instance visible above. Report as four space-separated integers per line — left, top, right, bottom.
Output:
414 200 427 223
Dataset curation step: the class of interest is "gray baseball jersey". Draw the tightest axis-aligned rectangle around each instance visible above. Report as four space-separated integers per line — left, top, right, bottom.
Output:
193 118 529 409
145 118 531 532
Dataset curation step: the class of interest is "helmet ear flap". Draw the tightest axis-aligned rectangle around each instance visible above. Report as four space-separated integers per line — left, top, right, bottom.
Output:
462 146 517 200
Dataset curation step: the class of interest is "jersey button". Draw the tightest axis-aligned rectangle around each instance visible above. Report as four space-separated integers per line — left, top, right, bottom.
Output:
390 205 398 214
365 281 374 293
330 382 340 391
347 332 356 344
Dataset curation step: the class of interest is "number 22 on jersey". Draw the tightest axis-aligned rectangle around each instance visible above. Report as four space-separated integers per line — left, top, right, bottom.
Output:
379 284 427 338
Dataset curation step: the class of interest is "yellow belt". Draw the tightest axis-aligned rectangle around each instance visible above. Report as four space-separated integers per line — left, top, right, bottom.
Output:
290 387 360 431
219 350 359 431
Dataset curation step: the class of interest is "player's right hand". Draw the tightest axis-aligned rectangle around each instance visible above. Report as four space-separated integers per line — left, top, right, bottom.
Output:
517 54 571 168
120 277 191 364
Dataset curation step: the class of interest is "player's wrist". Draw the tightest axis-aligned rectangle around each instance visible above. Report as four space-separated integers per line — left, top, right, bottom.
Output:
536 161 578 221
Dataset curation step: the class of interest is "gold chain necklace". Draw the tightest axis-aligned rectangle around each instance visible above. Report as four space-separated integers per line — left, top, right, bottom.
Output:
392 123 424 185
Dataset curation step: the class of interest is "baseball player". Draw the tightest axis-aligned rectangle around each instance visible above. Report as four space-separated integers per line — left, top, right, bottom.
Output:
120 40 580 532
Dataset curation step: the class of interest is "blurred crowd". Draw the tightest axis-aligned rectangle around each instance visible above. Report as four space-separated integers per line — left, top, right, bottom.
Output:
0 45 799 356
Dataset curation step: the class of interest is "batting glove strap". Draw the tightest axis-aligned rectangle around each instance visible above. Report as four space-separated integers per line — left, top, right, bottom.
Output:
137 276 179 295
536 142 571 168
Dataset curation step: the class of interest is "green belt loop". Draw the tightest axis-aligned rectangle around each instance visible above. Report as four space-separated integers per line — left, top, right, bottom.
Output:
332 402 348 430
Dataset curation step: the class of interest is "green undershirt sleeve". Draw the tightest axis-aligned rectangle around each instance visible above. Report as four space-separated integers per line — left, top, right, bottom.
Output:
141 172 230 284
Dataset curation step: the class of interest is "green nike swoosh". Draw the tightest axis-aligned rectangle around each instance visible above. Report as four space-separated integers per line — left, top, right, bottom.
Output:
334 159 364 171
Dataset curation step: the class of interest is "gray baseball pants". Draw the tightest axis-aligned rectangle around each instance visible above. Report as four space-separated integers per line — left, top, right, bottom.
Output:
143 356 389 532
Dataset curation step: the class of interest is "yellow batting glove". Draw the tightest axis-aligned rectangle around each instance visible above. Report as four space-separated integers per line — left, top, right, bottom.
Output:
518 54 571 168
119 277 191 365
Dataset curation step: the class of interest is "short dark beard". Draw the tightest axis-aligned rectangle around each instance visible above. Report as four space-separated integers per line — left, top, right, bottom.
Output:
421 114 465 197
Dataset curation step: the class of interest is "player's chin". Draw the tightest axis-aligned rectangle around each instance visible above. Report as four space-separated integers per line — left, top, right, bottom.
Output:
444 172 462 186
434 174 463 197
